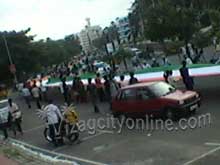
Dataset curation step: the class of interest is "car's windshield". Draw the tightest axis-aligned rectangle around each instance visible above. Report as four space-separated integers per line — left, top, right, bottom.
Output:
148 82 176 97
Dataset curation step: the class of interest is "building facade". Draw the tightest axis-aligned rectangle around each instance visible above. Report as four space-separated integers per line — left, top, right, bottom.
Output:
79 18 102 54
115 17 131 44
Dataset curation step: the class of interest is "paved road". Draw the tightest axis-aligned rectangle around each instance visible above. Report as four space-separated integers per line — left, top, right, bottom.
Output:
5 76 220 165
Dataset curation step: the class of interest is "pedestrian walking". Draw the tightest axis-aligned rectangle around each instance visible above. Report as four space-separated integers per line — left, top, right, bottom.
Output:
103 75 111 102
8 98 23 137
31 83 41 109
95 73 105 102
44 100 63 146
118 75 127 88
109 76 119 100
179 61 194 90
61 77 70 105
129 72 138 85
21 84 31 109
152 58 160 67
40 80 48 102
162 56 170 66
87 78 100 113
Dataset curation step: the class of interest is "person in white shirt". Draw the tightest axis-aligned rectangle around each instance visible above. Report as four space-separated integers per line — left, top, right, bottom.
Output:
21 84 31 109
39 80 47 102
31 84 41 109
186 57 193 65
44 100 63 146
184 55 193 65
8 98 23 137
119 75 127 88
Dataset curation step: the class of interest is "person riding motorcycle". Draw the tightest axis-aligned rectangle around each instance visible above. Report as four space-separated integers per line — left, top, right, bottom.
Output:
37 101 79 145
43 100 63 146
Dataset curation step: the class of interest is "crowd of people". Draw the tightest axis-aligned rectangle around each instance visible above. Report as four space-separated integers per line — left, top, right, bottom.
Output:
0 43 200 142
59 72 139 113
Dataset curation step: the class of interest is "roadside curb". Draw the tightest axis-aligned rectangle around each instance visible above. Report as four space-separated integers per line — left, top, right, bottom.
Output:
0 135 108 165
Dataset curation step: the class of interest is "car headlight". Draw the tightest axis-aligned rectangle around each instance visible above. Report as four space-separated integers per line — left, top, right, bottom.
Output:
179 100 184 105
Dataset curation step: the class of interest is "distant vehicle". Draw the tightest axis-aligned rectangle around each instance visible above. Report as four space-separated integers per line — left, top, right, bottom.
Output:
93 61 111 75
130 48 143 57
112 82 201 120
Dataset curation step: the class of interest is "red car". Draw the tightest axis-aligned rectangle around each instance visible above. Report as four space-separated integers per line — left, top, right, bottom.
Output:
112 82 201 120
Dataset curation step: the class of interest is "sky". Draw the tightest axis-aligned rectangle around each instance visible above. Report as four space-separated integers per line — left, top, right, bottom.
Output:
0 0 134 40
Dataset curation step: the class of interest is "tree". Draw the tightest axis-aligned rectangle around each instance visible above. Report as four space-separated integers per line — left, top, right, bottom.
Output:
115 48 132 71
0 30 81 84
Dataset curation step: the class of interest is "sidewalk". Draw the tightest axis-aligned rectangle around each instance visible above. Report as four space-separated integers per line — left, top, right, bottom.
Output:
0 141 72 165
0 154 17 165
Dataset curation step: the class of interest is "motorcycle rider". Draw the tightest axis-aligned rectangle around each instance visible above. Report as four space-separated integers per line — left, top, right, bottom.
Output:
61 104 79 139
44 100 63 146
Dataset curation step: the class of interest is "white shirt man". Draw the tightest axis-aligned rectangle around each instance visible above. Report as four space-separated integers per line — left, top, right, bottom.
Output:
44 104 63 125
8 102 22 121
40 84 47 93
186 57 193 65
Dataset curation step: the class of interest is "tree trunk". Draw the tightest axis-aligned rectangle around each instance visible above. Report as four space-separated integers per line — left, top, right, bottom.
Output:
123 58 128 71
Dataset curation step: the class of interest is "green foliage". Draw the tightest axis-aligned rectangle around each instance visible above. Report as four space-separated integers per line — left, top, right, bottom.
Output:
0 30 81 84
192 32 212 48
115 47 133 70
129 0 220 46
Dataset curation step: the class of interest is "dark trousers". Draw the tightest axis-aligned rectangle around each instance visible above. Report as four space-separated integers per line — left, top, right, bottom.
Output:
24 96 31 108
63 91 70 105
49 123 59 145
12 118 23 136
34 97 41 109
97 88 104 102
183 77 194 90
42 92 48 102
90 96 99 113
0 123 8 139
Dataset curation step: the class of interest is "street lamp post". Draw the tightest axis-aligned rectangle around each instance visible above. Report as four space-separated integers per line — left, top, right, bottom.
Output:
2 35 18 84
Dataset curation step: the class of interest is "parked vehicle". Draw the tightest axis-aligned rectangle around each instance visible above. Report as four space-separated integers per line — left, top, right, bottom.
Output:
112 82 201 120
0 99 9 124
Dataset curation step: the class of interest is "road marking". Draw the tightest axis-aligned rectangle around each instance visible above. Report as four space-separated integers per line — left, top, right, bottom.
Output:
23 125 45 133
205 142 220 146
53 130 107 152
82 131 105 141
183 145 220 165
97 130 115 134
93 140 128 153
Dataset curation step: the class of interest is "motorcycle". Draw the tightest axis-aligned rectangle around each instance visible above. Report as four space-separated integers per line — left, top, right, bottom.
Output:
37 104 80 145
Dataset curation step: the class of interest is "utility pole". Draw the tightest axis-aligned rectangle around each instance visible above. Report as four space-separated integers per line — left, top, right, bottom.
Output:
2 35 18 84
151 0 155 8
